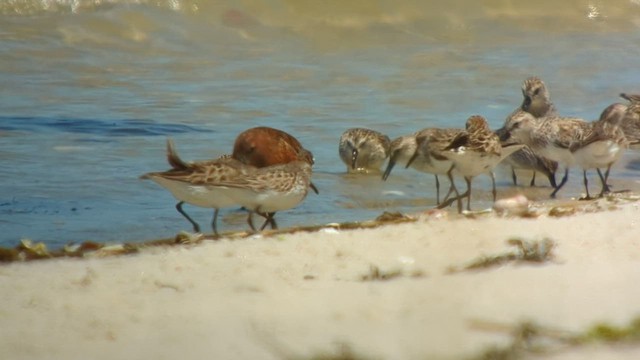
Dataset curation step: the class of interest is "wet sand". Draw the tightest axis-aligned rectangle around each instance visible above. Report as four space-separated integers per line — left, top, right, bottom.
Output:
2 195 640 359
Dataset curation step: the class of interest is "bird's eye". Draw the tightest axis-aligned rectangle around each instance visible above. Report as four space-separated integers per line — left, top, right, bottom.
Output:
533 88 540 96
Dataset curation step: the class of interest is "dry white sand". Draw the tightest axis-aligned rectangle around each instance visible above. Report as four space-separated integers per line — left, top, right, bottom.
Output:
2 197 640 360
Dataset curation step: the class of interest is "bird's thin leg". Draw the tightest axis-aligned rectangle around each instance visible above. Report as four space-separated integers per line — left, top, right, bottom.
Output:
464 176 472 212
529 171 536 187
210 208 220 237
547 171 557 188
176 201 200 233
490 171 497 202
441 176 456 204
550 167 569 198
268 213 278 230
437 165 460 210
247 211 257 233
597 167 612 195
581 170 592 200
598 165 613 196
435 175 441 205
511 167 518 186
258 212 278 231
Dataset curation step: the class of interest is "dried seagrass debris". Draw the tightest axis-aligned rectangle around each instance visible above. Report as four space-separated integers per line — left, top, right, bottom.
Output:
374 211 412 222
447 238 555 274
0 209 417 263
577 317 640 343
548 206 577 218
359 264 426 282
468 316 640 359
359 265 404 281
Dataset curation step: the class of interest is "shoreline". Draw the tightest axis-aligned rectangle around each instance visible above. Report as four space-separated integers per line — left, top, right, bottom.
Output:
2 194 640 359
2 191 637 263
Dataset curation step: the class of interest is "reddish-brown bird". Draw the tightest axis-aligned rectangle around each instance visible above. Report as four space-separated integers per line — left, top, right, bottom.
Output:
232 126 314 167
231 126 317 230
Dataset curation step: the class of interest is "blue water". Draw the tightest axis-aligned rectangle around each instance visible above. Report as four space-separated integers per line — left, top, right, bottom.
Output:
2 0 640 247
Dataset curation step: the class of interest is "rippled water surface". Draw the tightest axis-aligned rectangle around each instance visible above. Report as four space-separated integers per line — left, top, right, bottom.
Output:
2 0 640 247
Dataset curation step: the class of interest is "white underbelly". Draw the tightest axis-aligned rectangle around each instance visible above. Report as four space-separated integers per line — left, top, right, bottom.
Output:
573 141 624 169
150 177 238 208
536 146 576 167
445 151 500 177
230 188 307 213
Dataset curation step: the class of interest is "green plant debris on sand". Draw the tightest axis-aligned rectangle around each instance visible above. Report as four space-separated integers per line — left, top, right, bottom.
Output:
293 343 375 360
0 214 417 263
258 334 377 360
448 238 555 274
0 238 140 263
469 316 640 360
360 265 404 281
579 318 640 343
1 193 637 264
359 264 425 281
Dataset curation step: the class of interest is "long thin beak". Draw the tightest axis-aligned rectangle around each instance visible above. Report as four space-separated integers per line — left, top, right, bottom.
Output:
382 158 396 181
309 182 319 195
350 149 358 170
405 151 419 169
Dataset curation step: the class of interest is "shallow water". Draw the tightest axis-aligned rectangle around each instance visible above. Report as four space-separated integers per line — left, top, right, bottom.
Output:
2 0 640 247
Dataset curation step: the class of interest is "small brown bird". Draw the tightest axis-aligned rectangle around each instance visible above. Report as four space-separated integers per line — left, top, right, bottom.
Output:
338 128 391 174
441 115 523 212
496 76 559 188
232 126 314 167
140 139 251 235
231 126 318 229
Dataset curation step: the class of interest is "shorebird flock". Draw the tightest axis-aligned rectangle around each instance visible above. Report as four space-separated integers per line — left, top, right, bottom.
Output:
141 77 640 235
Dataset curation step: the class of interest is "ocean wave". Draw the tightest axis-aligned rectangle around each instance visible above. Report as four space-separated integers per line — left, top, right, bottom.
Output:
3 0 639 30
1 0 638 54
0 0 193 15
0 116 213 137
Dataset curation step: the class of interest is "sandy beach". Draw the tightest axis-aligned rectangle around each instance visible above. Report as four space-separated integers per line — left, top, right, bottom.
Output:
2 194 640 360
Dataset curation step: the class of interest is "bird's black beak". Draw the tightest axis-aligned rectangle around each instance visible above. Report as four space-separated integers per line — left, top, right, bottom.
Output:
382 156 396 181
405 151 419 169
310 182 319 195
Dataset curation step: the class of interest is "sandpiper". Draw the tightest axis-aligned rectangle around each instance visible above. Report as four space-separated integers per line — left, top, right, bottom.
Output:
209 160 317 231
382 128 461 204
570 112 628 199
618 93 640 149
519 76 557 117
140 139 252 235
496 76 558 187
232 126 314 167
338 128 391 173
502 111 590 198
232 126 318 228
441 115 524 212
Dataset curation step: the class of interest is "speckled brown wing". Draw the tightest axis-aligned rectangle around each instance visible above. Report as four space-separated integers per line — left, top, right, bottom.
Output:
545 117 590 150
442 131 469 152
141 138 252 185
416 128 462 161
571 118 627 152
205 161 312 192
145 160 251 185
467 126 501 157
621 103 640 146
